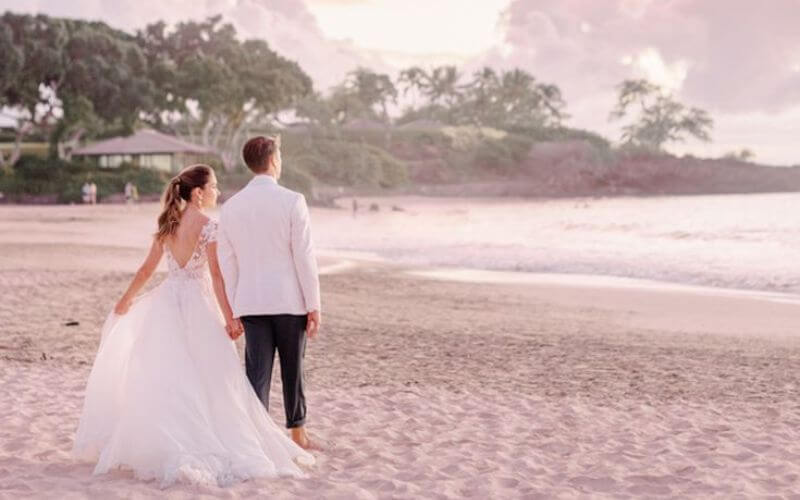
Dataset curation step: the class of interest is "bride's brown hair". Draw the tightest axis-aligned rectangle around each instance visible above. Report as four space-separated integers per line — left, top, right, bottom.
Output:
155 164 213 241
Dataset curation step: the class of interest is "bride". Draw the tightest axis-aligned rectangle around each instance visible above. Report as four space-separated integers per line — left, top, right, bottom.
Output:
72 164 314 486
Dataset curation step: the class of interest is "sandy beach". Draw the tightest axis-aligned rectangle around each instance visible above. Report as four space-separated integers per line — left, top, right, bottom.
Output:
2 201 800 498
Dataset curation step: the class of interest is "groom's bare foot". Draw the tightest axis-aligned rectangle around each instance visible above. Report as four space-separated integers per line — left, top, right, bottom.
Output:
291 427 323 451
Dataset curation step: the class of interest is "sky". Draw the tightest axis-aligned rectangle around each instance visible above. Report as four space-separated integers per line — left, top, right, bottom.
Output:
4 0 800 166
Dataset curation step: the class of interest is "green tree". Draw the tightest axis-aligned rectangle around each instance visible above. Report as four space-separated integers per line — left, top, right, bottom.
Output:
397 65 566 131
427 66 462 108
460 67 567 130
609 79 713 152
324 67 397 146
137 16 313 170
54 22 154 158
0 12 155 166
294 92 337 128
397 65 464 125
0 17 26 170
398 65 461 108
333 67 397 124
397 66 429 107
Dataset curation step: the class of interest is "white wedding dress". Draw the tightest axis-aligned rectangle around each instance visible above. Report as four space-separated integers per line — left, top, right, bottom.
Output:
73 220 314 486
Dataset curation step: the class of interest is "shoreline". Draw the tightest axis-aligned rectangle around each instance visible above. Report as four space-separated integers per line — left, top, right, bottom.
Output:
407 266 800 306
1 195 798 300
319 246 800 308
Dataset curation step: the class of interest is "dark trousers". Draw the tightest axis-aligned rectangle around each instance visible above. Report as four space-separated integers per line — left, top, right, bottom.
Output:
241 314 307 429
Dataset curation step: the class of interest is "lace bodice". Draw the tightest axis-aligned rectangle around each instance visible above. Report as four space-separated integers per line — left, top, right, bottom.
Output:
165 219 218 281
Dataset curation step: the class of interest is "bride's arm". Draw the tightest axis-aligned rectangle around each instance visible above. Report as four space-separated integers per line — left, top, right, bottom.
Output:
114 237 164 314
206 242 239 338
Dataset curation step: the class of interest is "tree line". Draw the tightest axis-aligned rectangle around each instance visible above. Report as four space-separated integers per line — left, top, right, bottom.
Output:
0 11 715 171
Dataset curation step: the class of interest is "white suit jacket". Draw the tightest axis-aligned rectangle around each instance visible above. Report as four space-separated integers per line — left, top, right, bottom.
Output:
218 175 321 317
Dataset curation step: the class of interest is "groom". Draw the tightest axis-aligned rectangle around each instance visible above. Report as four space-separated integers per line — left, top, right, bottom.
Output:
218 135 321 450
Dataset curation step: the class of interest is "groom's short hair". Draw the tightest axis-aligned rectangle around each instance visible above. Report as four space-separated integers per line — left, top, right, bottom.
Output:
242 136 279 173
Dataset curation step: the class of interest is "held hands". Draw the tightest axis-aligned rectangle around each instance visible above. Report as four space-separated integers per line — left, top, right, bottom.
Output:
307 310 321 339
225 318 244 340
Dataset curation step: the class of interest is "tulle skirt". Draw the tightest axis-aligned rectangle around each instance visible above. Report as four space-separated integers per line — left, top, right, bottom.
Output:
73 276 314 487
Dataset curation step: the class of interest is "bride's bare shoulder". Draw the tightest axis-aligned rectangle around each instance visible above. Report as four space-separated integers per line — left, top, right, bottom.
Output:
181 210 209 228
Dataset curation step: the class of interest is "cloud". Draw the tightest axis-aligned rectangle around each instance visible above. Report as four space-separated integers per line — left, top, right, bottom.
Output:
304 0 511 57
225 0 389 90
468 0 800 164
487 0 800 113
623 47 689 93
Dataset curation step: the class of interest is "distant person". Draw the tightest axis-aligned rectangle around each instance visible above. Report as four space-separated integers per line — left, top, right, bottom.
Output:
73 164 313 486
89 182 98 205
81 182 91 204
124 182 138 205
352 197 358 217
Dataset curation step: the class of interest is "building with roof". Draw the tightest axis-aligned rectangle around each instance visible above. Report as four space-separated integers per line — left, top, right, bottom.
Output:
73 129 215 173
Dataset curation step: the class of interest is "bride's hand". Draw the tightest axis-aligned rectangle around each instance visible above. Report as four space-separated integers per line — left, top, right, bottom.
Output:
225 319 244 340
114 296 133 315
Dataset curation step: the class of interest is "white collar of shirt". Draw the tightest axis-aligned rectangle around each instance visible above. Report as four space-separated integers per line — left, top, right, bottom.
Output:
248 175 278 186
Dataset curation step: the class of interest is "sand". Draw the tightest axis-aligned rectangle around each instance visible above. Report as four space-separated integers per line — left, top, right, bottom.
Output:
2 202 800 498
